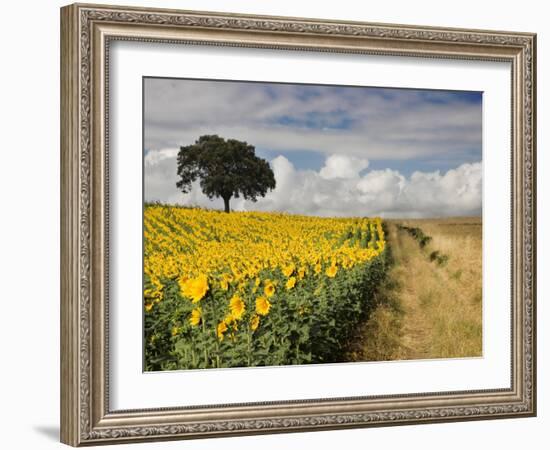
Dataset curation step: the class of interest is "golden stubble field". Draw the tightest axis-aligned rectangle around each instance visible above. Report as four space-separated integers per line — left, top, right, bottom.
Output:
347 217 482 362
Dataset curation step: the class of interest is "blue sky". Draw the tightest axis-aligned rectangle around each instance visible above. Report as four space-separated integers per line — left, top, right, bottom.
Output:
143 78 482 217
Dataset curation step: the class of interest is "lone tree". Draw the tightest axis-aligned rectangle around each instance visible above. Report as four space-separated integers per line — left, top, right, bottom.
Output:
176 135 276 213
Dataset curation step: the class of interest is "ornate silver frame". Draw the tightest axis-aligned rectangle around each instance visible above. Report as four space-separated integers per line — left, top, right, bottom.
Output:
60 3 536 446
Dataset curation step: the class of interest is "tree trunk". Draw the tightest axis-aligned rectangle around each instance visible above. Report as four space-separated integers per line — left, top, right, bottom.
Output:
223 196 231 213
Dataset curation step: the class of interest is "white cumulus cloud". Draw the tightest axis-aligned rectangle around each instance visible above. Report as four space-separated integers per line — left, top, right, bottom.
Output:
320 154 369 179
144 151 482 218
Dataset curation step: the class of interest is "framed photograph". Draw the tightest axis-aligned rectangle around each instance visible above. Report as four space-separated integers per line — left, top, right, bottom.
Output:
60 3 536 446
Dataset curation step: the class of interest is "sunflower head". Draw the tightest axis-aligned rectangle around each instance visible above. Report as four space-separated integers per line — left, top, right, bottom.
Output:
282 263 295 277
220 279 229 291
229 294 245 320
189 308 201 326
250 314 260 331
181 274 209 303
217 321 228 341
286 276 297 290
264 281 275 298
325 265 338 278
255 296 271 316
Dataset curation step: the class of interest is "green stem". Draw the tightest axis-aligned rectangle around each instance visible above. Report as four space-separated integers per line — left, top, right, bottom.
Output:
215 331 221 368
191 348 196 367
201 311 208 367
247 330 252 366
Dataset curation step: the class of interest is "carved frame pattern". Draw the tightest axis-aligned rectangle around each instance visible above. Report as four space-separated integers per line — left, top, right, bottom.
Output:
60 3 536 446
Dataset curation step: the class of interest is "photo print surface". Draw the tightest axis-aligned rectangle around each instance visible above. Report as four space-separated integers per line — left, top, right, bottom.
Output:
143 77 482 372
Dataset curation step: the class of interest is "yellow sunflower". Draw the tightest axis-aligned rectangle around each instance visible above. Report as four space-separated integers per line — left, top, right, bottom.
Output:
181 274 209 303
286 276 297 290
282 263 295 277
220 279 229 291
256 296 271 316
264 280 275 298
224 313 237 328
189 308 201 326
250 314 260 331
229 294 245 320
325 265 338 278
176 274 189 293
217 321 228 341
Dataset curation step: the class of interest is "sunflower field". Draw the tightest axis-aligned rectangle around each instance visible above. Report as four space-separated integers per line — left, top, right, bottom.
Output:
144 204 388 371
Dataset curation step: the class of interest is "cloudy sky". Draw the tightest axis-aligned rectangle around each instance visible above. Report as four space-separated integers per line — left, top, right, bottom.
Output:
144 77 482 218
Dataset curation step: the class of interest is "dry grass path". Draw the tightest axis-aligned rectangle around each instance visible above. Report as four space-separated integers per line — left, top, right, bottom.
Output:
347 219 482 362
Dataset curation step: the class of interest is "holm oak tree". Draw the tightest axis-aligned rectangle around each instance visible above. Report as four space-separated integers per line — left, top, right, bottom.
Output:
176 135 276 213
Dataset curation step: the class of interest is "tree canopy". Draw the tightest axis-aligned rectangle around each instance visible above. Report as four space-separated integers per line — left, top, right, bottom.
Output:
176 135 276 212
